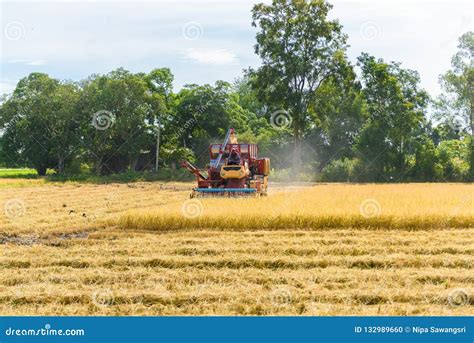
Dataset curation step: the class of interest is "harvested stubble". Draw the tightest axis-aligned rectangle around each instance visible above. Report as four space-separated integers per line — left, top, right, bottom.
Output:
1 228 473 315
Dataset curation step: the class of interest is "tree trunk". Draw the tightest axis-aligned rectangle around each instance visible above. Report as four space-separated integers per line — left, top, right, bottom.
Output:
36 165 47 176
470 83 473 181
96 157 102 176
292 115 302 175
130 158 138 171
57 153 65 174
470 139 474 182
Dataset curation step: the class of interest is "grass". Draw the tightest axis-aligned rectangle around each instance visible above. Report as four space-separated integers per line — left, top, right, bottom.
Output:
0 182 472 315
0 168 38 178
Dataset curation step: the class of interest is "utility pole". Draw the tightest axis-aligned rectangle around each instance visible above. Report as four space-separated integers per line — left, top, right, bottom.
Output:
155 118 160 172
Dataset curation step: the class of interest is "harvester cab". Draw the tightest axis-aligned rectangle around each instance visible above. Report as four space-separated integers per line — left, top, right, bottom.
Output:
181 128 270 197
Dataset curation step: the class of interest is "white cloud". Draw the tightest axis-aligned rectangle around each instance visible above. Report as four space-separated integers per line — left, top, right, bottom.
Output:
26 60 47 66
7 59 47 66
183 48 239 65
8 59 29 64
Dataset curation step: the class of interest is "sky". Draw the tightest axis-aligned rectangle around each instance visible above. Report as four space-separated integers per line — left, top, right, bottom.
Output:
0 0 473 98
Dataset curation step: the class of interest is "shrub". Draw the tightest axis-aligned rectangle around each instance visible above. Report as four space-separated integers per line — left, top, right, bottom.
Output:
321 158 357 182
437 139 470 181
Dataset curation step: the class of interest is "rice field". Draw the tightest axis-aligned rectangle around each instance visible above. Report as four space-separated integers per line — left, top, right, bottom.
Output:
0 180 473 315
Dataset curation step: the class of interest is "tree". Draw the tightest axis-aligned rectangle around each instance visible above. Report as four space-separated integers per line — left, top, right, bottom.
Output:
77 68 162 174
437 139 470 181
250 0 348 172
233 74 267 118
435 32 473 179
355 54 429 181
171 81 256 166
309 58 366 171
145 68 174 102
233 75 281 159
0 73 80 175
411 134 441 181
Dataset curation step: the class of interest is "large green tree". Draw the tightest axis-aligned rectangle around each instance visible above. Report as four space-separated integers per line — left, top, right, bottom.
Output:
309 58 366 171
77 68 164 174
0 73 80 175
435 32 473 179
250 0 348 171
355 53 429 181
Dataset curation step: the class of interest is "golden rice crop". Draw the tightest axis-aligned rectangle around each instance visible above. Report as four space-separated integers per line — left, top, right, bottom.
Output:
120 183 474 231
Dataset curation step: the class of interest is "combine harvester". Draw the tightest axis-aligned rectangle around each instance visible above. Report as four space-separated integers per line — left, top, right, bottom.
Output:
182 128 270 197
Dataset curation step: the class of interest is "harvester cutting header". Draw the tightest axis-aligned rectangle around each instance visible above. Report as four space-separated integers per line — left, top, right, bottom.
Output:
181 128 270 197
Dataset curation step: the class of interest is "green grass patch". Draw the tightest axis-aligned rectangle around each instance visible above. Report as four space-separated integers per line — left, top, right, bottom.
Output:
0 168 38 179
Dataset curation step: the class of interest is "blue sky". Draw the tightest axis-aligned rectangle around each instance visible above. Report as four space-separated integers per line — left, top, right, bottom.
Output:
0 0 472 97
